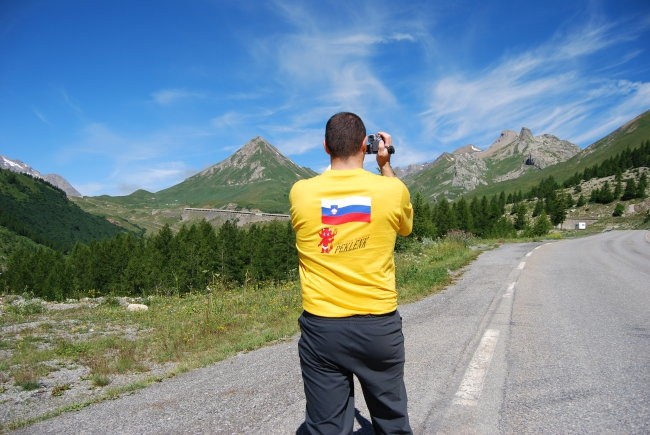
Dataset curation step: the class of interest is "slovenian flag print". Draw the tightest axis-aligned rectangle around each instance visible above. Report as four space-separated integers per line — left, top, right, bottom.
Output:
321 196 371 225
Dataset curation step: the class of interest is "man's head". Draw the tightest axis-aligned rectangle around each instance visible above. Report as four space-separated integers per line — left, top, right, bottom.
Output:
324 112 366 158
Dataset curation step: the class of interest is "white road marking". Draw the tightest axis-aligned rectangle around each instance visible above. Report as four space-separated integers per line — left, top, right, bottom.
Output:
525 251 533 257
503 282 515 298
517 262 526 270
453 329 500 406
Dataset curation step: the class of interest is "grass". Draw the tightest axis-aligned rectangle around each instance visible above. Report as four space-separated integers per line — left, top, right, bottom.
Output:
397 235 482 302
1 236 481 430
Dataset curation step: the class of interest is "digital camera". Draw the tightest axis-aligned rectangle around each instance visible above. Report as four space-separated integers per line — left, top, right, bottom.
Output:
366 133 395 154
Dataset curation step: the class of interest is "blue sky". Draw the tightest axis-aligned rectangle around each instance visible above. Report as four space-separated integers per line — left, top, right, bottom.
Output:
1 0 649 196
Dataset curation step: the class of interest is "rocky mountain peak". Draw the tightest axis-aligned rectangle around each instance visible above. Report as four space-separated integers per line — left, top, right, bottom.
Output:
153 136 316 210
401 126 580 199
519 127 534 142
195 136 310 186
479 130 518 158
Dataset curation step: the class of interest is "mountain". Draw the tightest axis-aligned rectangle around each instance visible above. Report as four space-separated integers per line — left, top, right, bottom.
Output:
71 112 648 233
0 168 125 252
0 155 81 197
467 110 650 199
402 127 580 200
153 136 316 212
75 136 318 223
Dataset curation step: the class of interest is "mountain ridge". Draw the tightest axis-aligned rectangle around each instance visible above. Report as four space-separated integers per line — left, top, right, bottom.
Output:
0 168 125 252
401 125 580 200
0 155 81 197
153 136 316 211
466 110 650 199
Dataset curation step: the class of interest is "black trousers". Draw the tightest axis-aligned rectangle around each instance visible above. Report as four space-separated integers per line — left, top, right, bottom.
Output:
298 310 412 435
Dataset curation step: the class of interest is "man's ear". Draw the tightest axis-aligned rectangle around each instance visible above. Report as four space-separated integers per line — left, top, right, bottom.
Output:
323 139 331 155
361 136 368 154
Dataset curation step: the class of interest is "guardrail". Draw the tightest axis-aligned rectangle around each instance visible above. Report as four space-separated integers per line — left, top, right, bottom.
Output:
183 207 290 218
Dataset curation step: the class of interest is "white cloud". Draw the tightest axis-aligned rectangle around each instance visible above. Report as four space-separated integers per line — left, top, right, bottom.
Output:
254 3 418 115
72 181 106 197
32 108 51 125
151 88 206 106
59 88 83 114
210 111 249 129
274 129 323 155
420 18 650 149
58 121 221 195
113 161 192 194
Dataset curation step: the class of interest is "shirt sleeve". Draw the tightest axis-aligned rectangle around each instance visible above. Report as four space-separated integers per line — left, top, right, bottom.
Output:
398 182 413 237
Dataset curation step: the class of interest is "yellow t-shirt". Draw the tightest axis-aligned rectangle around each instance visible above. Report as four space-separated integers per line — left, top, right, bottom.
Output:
289 168 413 317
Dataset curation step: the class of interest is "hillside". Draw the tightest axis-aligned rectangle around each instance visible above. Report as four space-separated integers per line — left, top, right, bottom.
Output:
155 136 316 212
403 127 580 200
468 110 650 199
0 169 126 252
0 155 81 197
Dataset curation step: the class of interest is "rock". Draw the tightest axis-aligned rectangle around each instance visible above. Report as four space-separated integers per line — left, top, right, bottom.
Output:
126 303 149 312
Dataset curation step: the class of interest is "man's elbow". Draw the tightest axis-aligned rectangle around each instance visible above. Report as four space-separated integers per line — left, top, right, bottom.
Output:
398 224 413 237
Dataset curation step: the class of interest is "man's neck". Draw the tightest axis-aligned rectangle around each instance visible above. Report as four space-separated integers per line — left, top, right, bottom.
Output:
330 156 364 170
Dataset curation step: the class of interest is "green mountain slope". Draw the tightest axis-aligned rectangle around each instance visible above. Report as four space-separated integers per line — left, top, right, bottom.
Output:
0 169 126 251
155 137 316 212
405 153 466 199
468 110 650 198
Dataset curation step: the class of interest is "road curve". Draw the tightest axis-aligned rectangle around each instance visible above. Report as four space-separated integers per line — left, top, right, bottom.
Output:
15 231 650 434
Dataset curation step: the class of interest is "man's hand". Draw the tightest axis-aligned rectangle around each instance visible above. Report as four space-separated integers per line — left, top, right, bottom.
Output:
376 132 395 177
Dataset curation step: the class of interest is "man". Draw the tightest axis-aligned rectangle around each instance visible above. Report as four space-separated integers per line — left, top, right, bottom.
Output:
289 112 413 434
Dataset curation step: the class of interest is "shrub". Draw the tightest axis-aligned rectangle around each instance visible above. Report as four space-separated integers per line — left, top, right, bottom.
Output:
612 203 625 217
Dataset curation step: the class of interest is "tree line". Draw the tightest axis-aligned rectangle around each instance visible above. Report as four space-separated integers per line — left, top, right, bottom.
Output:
562 141 650 188
1 220 297 301
409 191 553 242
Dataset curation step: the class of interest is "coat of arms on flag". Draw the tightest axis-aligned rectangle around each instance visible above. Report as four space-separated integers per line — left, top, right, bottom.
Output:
321 196 371 225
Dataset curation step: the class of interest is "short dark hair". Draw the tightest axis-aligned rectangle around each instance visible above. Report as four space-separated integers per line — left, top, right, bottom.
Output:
325 112 366 158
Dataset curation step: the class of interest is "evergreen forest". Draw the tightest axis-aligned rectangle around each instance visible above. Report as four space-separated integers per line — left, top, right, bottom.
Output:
1 220 296 301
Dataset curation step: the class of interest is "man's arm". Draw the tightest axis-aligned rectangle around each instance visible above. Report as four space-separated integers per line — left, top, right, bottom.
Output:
376 131 395 177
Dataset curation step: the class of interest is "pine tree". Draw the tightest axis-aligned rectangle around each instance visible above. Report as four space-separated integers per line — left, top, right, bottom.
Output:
514 203 528 230
487 217 515 238
528 211 551 236
454 197 473 233
614 178 623 199
637 173 648 198
545 191 568 226
217 220 244 284
612 203 625 217
621 179 637 201
411 192 436 240
434 197 454 238
564 192 574 208
600 181 614 203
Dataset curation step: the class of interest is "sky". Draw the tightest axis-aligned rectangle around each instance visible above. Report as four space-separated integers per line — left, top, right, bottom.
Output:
1 0 649 197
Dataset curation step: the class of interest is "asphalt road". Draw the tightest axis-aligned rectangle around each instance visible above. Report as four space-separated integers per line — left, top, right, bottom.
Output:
16 230 650 434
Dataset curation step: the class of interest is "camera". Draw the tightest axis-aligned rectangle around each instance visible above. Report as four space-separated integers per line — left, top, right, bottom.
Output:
366 133 395 154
